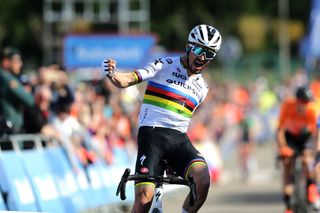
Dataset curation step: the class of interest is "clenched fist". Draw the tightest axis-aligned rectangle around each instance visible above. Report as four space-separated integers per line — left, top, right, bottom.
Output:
101 59 117 78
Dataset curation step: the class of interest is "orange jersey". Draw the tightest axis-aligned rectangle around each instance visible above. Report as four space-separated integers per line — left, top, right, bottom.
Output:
278 98 317 135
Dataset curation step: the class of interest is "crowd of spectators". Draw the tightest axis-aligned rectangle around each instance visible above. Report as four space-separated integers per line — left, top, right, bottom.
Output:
1 46 319 183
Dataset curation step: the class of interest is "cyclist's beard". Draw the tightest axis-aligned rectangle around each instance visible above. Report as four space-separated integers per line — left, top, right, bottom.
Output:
189 58 210 74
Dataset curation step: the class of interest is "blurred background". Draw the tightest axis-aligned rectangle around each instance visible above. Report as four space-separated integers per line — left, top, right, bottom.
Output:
0 0 318 79
0 0 320 213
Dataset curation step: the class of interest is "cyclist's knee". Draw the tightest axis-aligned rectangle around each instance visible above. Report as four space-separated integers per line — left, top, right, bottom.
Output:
197 178 210 199
132 194 153 212
188 164 210 194
134 184 154 204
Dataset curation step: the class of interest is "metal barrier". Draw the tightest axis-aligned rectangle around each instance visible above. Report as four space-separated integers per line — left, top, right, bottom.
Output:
0 133 135 212
0 134 59 152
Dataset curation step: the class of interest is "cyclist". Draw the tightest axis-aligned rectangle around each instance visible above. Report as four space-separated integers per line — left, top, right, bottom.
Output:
102 24 222 213
276 86 318 213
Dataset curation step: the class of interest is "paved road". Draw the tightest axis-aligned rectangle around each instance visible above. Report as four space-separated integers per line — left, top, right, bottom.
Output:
163 178 283 213
162 142 285 213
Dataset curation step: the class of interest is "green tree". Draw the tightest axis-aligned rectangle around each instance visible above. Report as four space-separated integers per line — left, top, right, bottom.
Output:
0 0 43 69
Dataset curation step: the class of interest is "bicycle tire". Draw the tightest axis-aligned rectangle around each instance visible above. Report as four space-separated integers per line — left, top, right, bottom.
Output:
292 156 308 213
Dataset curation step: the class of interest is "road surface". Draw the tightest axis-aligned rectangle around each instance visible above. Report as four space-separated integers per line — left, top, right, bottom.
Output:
162 142 284 213
163 177 283 213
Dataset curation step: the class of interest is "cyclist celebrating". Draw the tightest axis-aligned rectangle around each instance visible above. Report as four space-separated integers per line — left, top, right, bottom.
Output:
276 86 318 213
102 24 221 213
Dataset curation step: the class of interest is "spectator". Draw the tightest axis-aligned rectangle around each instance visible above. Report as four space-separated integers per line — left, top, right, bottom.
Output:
23 85 59 137
52 100 96 171
37 64 74 114
90 120 114 165
0 47 34 135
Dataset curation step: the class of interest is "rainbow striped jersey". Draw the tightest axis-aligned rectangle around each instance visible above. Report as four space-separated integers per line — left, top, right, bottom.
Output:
133 57 209 133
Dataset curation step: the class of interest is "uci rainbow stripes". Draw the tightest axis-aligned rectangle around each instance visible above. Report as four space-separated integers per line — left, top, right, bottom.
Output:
143 81 199 118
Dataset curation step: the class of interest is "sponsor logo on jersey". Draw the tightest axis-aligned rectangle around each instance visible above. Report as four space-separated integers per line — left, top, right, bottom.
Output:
172 71 186 80
166 79 202 100
165 58 173 64
145 64 156 73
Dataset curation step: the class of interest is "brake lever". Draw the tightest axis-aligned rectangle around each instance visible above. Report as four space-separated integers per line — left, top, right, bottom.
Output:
116 168 131 200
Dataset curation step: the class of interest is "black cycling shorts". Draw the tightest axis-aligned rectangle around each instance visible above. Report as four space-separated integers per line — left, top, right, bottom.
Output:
285 130 312 153
135 126 207 180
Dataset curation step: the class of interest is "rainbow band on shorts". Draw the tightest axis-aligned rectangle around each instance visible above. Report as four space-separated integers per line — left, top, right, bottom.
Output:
135 182 156 188
184 159 207 179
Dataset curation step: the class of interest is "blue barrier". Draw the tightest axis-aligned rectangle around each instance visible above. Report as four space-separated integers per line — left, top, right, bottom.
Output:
113 147 129 166
86 162 110 207
85 161 134 205
0 134 136 212
45 147 87 212
109 165 135 203
72 166 98 209
108 148 135 203
20 149 66 213
0 151 38 211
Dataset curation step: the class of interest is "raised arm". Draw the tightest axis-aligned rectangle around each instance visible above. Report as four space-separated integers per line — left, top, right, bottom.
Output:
102 59 138 88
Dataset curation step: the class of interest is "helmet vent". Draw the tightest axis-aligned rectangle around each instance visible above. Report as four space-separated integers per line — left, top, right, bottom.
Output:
188 24 222 52
199 29 205 41
213 36 221 44
196 39 205 45
207 26 216 40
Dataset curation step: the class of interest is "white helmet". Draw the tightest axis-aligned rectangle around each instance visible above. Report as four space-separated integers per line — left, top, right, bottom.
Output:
188 24 222 53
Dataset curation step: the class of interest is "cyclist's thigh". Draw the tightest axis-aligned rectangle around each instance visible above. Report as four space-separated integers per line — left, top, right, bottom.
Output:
166 133 207 178
135 126 164 177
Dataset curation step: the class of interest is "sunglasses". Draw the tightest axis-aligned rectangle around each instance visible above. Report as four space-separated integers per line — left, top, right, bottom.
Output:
190 45 216 60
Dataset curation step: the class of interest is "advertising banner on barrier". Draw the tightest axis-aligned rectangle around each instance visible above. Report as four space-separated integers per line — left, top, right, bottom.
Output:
303 0 320 74
307 0 320 58
63 34 156 70
20 150 66 213
0 152 38 211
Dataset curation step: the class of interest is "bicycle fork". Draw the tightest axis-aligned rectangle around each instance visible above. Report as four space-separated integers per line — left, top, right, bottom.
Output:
149 184 164 213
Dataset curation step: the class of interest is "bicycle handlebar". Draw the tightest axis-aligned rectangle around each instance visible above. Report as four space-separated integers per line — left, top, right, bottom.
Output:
116 168 131 200
116 168 197 207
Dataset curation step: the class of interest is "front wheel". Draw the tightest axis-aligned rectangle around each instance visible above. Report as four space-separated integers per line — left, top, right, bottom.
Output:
291 156 308 213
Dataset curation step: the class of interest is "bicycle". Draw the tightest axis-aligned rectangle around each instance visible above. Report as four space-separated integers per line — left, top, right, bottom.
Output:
291 150 309 213
116 161 197 213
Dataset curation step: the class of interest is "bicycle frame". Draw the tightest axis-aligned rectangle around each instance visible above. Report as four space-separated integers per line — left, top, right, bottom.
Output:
149 183 164 213
116 168 197 213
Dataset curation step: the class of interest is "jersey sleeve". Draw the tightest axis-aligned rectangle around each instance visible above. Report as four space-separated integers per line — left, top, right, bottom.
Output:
277 100 289 129
133 58 166 83
307 106 318 133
